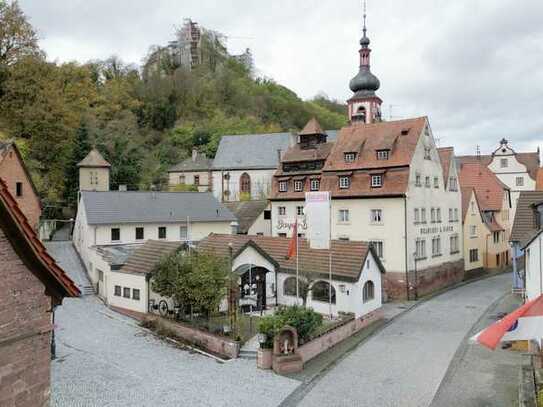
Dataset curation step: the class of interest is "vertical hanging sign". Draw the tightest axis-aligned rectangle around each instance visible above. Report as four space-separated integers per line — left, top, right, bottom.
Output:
304 191 331 250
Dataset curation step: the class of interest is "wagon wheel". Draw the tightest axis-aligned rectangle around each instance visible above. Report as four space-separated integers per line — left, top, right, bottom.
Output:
158 300 169 317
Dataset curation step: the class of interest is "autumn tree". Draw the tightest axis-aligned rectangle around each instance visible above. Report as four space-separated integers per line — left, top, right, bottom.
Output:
0 0 41 67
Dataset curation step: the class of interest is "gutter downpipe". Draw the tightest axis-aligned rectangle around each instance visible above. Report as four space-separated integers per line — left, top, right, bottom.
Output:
404 196 410 300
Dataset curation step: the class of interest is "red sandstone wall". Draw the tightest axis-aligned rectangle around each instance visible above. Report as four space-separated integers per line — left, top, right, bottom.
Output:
385 260 465 300
0 147 42 230
0 229 52 407
297 309 383 364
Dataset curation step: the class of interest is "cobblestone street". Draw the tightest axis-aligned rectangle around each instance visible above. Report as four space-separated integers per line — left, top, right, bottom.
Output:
47 242 299 407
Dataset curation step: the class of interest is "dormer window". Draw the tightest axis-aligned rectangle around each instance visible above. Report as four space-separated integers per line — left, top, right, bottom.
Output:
344 152 357 163
371 175 383 188
339 176 351 189
310 178 320 191
376 150 390 160
294 180 304 192
279 181 288 192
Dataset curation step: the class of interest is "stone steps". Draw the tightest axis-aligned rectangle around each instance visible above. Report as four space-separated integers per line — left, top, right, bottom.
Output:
239 349 257 359
80 286 95 296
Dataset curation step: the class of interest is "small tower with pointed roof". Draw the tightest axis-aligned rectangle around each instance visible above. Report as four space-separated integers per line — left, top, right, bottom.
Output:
298 117 328 149
77 148 111 192
347 2 382 124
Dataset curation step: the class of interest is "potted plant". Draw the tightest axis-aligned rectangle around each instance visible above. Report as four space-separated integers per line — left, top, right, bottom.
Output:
256 316 275 369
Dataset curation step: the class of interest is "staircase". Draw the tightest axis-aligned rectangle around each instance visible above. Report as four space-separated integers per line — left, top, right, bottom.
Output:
80 285 95 296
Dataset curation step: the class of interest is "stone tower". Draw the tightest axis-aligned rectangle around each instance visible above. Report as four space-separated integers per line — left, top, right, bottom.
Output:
77 148 111 192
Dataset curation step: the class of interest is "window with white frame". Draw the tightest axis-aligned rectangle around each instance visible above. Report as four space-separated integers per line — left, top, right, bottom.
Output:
114 285 121 296
362 281 375 302
434 177 439 188
279 181 288 192
339 176 351 189
425 176 431 188
432 236 441 256
415 238 426 259
370 209 383 223
310 178 320 191
516 176 524 187
449 208 453 222
450 234 459 254
376 150 390 160
369 240 384 258
454 208 459 222
421 208 427 223
414 208 420 224
431 208 436 223
278 206 286 216
470 248 479 263
123 287 130 298
296 206 304 216
470 225 477 237
294 180 304 192
338 209 350 223
371 175 383 188
436 208 441 223
132 289 140 301
344 152 357 163
500 158 508 168
471 201 476 214
415 174 422 187
449 177 458 191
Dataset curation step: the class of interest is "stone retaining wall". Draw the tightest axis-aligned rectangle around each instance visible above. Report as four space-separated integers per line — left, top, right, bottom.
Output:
296 309 383 364
150 316 240 359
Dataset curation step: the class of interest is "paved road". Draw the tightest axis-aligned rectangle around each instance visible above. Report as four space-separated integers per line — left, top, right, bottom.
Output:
293 273 513 407
47 242 299 407
430 292 523 407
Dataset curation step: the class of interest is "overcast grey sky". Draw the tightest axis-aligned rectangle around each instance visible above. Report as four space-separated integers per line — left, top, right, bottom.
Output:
18 0 543 156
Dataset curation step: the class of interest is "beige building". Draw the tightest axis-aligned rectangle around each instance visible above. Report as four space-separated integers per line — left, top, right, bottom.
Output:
77 148 111 192
168 149 213 192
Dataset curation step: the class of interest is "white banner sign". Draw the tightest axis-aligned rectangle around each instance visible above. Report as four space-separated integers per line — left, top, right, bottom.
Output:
304 191 331 249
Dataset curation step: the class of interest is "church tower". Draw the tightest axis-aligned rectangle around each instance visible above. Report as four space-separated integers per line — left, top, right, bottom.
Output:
77 148 111 192
347 3 382 124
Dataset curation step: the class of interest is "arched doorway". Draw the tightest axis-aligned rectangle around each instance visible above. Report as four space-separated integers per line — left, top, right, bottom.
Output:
240 172 251 196
235 264 269 312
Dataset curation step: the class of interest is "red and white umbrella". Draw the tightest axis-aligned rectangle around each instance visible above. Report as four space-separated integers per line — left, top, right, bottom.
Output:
471 294 543 350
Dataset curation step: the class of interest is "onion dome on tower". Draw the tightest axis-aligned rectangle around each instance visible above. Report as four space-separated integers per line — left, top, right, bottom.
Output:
347 2 382 124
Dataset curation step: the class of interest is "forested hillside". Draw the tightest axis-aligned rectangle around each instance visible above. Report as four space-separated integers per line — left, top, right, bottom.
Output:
0 1 347 207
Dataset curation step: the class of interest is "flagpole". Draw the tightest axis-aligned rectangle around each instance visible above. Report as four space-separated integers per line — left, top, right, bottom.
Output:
296 220 300 305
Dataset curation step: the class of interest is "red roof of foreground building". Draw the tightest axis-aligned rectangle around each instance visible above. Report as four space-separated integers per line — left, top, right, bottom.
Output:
458 162 508 212
198 234 385 282
0 178 79 303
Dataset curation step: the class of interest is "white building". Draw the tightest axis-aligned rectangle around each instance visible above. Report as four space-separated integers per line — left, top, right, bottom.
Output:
269 24 463 300
73 190 236 295
223 200 272 236
458 139 540 221
199 234 384 318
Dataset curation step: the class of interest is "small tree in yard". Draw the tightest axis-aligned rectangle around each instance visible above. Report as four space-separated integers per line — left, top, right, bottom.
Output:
152 251 230 318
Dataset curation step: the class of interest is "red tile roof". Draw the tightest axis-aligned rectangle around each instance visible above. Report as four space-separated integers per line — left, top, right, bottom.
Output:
198 234 384 282
457 152 540 180
0 178 79 302
299 117 325 136
438 147 454 186
458 162 508 212
121 240 182 275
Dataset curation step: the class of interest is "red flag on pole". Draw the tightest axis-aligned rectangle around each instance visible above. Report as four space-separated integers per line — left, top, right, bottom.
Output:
287 221 298 259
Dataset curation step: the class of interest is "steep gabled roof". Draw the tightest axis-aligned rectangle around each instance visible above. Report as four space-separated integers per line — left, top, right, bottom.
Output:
458 162 508 212
121 240 182 275
299 117 325 136
438 147 455 187
511 191 543 244
0 179 79 303
223 200 268 234
198 234 385 282
80 191 236 225
457 151 540 180
77 148 111 168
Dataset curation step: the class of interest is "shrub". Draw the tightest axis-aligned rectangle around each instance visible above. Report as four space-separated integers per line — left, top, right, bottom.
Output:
257 305 323 348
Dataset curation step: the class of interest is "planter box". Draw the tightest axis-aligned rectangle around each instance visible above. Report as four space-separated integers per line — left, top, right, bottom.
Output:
257 349 272 369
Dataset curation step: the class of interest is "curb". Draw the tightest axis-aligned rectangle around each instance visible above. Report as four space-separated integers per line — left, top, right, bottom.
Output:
278 271 512 407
